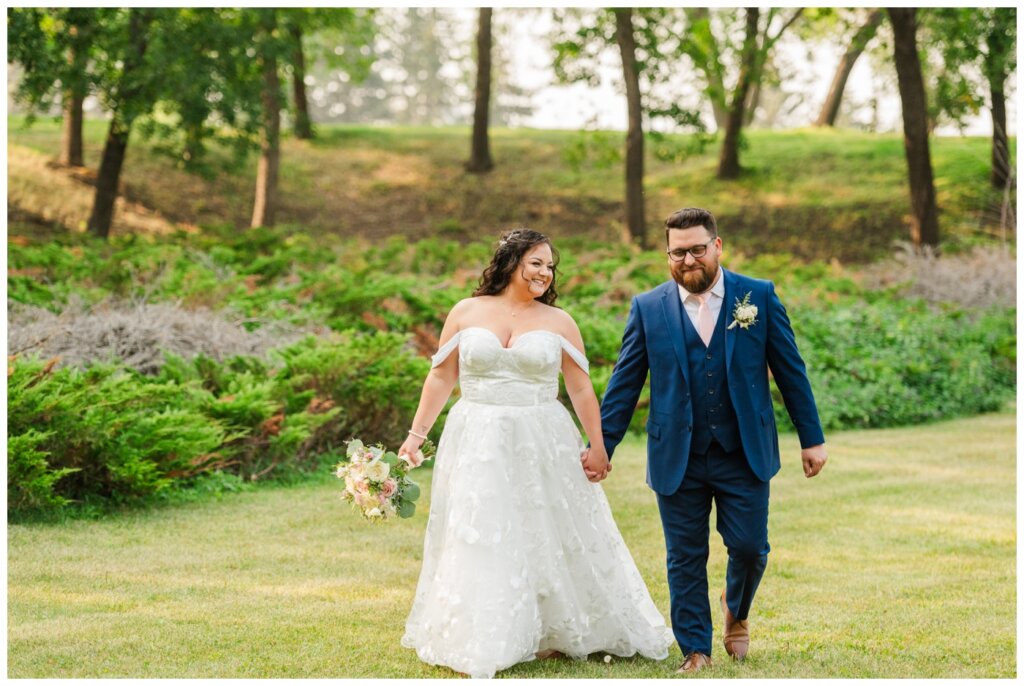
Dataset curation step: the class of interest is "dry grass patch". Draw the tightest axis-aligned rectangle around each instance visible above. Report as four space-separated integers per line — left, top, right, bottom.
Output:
7 144 182 236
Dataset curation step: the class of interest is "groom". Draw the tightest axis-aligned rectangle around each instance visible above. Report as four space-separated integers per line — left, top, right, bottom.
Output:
594 207 827 674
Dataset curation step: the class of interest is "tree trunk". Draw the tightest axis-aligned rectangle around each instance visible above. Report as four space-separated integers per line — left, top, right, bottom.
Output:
60 21 90 167
614 8 647 248
86 121 130 239
815 9 884 127
888 8 940 248
466 8 494 173
60 89 85 167
252 10 281 228
290 24 313 140
717 8 759 180
86 9 151 240
984 18 1012 190
685 8 729 130
744 79 761 127
989 75 1009 189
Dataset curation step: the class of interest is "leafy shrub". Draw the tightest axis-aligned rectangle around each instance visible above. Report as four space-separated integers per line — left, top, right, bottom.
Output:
7 358 226 508
7 332 432 516
7 228 1016 519
784 301 1016 431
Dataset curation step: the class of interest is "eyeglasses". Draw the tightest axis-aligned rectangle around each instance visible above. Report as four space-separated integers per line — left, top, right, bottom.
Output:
666 238 716 262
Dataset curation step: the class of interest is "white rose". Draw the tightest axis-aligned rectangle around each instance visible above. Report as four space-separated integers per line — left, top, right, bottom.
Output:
365 459 390 483
737 304 758 320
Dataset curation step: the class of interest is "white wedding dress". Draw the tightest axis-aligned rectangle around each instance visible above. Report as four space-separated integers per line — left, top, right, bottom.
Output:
401 327 673 678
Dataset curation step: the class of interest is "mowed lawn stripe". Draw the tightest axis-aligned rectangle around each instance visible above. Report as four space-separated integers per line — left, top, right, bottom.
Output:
8 410 1015 678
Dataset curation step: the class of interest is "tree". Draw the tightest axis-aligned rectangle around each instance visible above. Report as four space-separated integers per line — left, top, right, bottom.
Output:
614 8 646 247
250 9 282 228
277 9 374 141
716 9 760 179
927 8 1016 189
288 22 313 140
553 8 696 246
87 9 158 238
8 8 108 168
677 8 803 178
888 8 940 248
466 8 494 173
58 10 96 166
814 9 884 127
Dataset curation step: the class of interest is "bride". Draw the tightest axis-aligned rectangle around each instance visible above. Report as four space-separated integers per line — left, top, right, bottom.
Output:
398 229 672 678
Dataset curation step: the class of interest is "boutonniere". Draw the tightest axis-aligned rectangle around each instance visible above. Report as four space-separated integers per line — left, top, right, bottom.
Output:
727 291 759 330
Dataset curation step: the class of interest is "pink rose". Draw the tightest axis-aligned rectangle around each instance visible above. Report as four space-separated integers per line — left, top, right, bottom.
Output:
355 478 370 494
380 478 398 498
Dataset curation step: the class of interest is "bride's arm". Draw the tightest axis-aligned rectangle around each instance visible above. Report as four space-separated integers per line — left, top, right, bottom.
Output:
559 317 610 480
397 305 464 457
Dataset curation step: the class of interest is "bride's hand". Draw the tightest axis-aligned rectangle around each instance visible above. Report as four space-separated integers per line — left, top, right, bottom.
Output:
399 433 425 460
580 445 610 483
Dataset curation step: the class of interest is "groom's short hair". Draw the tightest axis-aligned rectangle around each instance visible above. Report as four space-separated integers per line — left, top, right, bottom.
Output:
665 208 717 242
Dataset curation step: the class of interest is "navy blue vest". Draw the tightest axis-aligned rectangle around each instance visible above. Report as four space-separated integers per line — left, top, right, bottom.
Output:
681 294 742 455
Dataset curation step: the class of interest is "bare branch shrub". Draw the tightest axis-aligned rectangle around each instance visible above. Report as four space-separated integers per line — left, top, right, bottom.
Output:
8 297 322 374
861 242 1015 309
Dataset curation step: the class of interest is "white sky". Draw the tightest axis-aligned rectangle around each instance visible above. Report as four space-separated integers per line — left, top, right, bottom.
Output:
492 7 1016 137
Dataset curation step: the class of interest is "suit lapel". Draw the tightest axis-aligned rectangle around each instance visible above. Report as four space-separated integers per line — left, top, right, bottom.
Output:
723 268 737 372
659 282 690 385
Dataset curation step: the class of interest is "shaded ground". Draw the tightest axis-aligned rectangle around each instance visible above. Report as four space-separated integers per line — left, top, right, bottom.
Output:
7 118 1014 262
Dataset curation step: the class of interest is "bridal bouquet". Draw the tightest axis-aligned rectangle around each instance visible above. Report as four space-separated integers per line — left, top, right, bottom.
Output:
335 438 432 521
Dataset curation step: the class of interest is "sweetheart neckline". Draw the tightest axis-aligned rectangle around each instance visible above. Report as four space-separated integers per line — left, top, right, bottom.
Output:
460 326 563 350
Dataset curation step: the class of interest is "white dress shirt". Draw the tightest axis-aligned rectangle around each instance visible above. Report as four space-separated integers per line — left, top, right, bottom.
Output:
677 267 725 332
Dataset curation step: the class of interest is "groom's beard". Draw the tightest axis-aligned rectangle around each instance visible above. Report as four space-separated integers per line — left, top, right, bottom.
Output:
672 261 719 293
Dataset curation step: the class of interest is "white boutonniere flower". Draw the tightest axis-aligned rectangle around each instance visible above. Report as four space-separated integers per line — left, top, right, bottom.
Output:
727 291 759 330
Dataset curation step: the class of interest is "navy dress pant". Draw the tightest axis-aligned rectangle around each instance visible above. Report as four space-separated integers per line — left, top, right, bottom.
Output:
655 441 770 657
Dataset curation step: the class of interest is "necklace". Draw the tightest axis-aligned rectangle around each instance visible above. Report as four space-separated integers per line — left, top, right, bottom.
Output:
508 299 535 318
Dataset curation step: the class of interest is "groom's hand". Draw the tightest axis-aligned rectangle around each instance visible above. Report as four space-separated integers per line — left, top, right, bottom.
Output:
801 444 828 478
580 447 612 482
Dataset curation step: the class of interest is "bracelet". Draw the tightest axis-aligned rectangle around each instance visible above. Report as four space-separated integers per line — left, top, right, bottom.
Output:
408 429 428 440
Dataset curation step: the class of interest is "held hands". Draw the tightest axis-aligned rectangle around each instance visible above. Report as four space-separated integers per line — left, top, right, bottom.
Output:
580 444 612 483
802 443 828 478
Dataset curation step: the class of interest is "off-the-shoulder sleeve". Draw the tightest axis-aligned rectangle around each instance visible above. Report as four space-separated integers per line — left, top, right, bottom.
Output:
559 336 590 375
431 331 461 368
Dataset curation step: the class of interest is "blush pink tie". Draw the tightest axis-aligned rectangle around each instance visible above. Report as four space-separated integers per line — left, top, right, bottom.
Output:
692 292 714 347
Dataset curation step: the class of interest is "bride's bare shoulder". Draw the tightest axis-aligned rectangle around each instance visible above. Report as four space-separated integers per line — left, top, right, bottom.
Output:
537 303 581 338
445 296 491 327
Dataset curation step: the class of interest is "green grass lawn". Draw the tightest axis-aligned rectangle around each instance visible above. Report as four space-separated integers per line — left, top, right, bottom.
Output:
7 410 1015 678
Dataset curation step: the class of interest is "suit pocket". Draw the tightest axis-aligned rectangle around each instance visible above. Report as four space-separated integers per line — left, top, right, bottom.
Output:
646 419 661 439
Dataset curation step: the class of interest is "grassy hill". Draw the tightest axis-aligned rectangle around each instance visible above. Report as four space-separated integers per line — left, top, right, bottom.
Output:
7 115 1015 262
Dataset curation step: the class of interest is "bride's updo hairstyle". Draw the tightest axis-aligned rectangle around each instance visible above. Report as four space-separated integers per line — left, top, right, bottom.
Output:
473 228 560 307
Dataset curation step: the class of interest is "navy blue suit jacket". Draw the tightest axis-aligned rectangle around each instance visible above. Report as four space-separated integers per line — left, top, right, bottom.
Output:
600 269 825 495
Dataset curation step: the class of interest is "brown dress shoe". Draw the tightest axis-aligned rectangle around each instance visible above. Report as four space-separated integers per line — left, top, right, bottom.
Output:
721 591 750 660
676 652 713 674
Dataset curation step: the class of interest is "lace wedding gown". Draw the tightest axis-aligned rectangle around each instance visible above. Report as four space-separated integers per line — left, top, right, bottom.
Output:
401 327 673 678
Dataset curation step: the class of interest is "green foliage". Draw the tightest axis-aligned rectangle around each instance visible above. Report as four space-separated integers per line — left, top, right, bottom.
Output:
273 333 433 449
784 301 1016 431
8 228 1015 517
7 332 430 517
